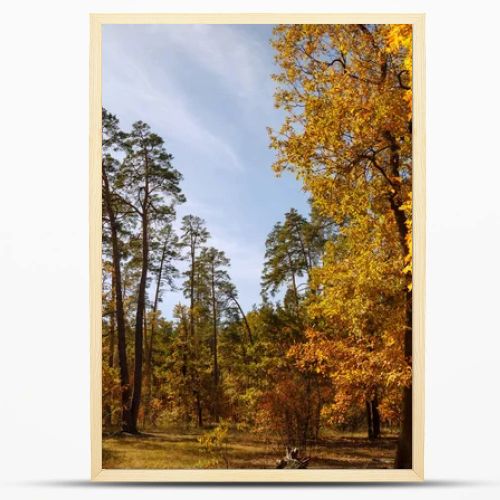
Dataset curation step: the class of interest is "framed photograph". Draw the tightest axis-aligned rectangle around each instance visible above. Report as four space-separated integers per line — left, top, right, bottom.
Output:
90 13 425 482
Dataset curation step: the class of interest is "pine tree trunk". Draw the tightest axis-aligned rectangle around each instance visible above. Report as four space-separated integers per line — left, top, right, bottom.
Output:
189 238 202 425
141 314 148 429
129 159 150 434
211 263 219 422
104 270 117 428
287 251 300 309
143 244 167 428
196 391 203 427
189 243 196 344
102 165 132 432
109 270 116 367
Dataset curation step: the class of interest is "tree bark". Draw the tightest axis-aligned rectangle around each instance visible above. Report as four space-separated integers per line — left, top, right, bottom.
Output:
367 397 381 440
128 154 150 434
195 391 203 427
396 293 413 468
104 269 117 428
102 165 132 432
211 262 220 422
286 250 300 309
143 244 167 428
109 270 116 368
140 313 148 429
189 239 196 346
290 218 312 272
385 133 412 468
366 400 374 440
372 398 381 440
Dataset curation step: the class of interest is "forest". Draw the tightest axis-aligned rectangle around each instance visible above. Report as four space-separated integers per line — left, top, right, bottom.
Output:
101 24 413 470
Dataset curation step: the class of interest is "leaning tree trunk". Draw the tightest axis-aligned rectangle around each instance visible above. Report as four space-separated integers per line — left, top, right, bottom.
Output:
102 165 132 433
228 295 253 343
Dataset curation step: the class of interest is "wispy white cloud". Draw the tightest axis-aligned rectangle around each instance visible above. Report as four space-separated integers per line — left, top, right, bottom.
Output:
103 31 244 172
153 24 268 98
178 196 264 291
211 231 263 281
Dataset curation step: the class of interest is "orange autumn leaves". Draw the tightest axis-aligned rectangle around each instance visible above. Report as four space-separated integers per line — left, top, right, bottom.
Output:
269 24 413 424
289 329 411 424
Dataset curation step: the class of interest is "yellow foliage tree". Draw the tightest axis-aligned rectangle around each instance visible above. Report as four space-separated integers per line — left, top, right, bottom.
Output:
269 24 413 467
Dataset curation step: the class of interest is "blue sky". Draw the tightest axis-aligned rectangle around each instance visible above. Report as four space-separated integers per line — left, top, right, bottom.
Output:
103 24 309 318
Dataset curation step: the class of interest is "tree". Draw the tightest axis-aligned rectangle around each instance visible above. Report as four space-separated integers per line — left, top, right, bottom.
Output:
116 120 184 432
262 209 319 308
170 303 196 424
198 247 234 421
243 300 331 448
180 215 210 425
269 24 413 466
143 224 180 427
102 261 121 427
180 215 210 345
102 109 132 431
288 207 410 440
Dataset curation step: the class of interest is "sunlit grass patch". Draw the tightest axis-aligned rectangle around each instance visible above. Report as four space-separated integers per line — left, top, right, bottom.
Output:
102 427 397 469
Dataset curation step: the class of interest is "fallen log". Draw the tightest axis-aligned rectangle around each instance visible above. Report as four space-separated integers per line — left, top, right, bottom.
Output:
275 447 310 469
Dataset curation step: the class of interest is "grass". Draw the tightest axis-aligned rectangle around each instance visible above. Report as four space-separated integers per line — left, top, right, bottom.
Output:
102 426 398 469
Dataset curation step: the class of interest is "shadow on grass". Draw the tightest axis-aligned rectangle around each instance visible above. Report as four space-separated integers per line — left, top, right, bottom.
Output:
102 430 402 470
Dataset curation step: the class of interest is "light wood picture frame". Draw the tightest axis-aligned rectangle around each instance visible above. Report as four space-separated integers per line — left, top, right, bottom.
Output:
90 13 425 482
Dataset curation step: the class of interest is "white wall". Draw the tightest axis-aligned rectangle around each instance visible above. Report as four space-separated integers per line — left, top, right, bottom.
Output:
1 0 499 498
